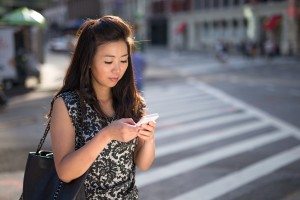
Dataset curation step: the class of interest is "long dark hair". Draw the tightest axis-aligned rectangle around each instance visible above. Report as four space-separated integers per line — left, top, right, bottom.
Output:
52 15 145 122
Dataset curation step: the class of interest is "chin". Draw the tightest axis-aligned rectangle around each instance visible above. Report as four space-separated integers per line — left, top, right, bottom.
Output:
109 82 118 88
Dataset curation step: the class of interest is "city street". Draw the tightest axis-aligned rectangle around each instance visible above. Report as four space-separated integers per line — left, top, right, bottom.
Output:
0 48 300 200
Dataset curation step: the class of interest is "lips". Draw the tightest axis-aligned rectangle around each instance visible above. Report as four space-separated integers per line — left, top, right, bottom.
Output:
109 77 119 82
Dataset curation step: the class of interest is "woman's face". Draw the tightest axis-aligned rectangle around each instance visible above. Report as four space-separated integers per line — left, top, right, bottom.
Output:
91 40 129 89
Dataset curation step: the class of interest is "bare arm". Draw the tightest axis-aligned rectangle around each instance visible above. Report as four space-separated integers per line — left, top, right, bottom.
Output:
134 121 156 171
50 98 139 183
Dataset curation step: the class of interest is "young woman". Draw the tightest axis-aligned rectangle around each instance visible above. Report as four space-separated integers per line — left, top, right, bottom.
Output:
50 15 156 199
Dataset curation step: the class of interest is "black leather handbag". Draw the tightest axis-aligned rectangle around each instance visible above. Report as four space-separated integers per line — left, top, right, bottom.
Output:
20 98 88 200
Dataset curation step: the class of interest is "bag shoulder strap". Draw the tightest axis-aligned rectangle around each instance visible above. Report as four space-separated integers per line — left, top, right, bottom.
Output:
35 91 84 154
35 95 59 154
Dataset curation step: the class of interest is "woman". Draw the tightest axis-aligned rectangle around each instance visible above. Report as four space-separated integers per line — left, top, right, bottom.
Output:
50 16 156 199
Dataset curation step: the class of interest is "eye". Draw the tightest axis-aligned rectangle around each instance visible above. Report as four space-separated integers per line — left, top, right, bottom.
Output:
121 60 128 63
104 61 113 64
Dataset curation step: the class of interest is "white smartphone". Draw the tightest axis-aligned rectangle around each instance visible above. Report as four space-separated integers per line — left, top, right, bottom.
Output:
136 113 159 126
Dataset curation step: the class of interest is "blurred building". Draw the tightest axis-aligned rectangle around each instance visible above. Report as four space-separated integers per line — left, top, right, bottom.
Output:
39 0 300 56
67 0 101 20
99 0 147 45
43 0 101 32
147 0 300 56
43 1 67 30
0 0 52 12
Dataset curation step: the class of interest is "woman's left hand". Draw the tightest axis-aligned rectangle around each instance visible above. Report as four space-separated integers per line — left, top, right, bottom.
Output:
138 121 156 143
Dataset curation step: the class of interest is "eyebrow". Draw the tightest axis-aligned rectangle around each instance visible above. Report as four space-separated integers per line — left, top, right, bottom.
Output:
104 54 128 58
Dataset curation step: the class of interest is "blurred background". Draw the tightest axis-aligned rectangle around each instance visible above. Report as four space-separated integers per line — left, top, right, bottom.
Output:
0 0 300 199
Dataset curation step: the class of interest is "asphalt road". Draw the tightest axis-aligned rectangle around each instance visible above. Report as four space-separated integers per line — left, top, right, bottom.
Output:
195 61 300 129
145 48 300 129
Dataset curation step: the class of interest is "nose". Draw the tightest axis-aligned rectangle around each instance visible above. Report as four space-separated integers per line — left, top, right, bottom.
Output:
112 63 121 73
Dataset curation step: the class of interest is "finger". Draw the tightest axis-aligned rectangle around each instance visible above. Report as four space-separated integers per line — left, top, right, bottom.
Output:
122 118 136 125
138 130 153 137
140 124 154 132
123 122 139 131
138 134 150 141
148 121 156 127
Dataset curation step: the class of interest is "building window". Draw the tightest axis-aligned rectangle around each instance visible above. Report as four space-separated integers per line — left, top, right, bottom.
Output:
152 1 166 14
171 0 191 13
204 0 211 9
204 22 209 29
213 0 220 8
213 21 219 29
183 0 192 11
203 22 210 36
195 0 204 10
233 0 241 6
221 20 227 29
233 19 239 28
223 0 229 7
243 18 248 28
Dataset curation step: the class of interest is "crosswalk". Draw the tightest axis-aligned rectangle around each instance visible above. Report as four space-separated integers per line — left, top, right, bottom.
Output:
136 79 300 200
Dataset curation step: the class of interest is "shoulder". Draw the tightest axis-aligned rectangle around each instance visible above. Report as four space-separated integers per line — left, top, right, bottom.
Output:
52 91 81 125
58 91 78 103
54 91 79 113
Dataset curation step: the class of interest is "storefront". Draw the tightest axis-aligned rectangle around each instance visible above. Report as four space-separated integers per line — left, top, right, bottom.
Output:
0 7 46 88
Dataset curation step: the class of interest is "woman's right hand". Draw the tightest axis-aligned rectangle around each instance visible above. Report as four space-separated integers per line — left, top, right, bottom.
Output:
103 118 139 142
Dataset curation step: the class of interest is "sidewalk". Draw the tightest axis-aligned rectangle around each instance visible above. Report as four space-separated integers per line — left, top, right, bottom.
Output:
145 46 300 70
0 171 23 200
0 52 68 200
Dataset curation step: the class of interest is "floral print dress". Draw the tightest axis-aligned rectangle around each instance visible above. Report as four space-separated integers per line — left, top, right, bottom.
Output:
59 91 139 199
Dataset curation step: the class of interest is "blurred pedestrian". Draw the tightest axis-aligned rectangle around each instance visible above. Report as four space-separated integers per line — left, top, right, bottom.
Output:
0 89 7 110
49 16 156 199
264 38 275 58
132 44 147 92
15 48 27 86
214 39 228 63
0 73 7 109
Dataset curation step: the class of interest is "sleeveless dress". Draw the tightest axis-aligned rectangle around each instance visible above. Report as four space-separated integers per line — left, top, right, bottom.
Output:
59 91 139 199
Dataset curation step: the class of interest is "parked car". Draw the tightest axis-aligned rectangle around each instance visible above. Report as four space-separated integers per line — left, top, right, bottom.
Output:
0 63 17 90
0 88 7 110
0 27 18 90
49 35 75 52
24 51 41 84
0 71 8 110
0 27 41 89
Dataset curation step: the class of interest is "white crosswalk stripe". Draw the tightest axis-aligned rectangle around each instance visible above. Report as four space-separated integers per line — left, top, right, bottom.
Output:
152 99 226 114
137 130 289 187
146 91 207 103
156 120 269 157
156 112 253 140
150 95 218 110
158 106 238 127
137 80 300 200
158 102 230 119
172 145 300 200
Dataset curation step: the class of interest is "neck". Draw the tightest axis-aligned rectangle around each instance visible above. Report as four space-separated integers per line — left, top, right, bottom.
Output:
95 87 112 103
92 79 112 101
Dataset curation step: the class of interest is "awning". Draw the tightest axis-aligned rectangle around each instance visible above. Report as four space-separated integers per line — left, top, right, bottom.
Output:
0 7 46 27
263 15 281 31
